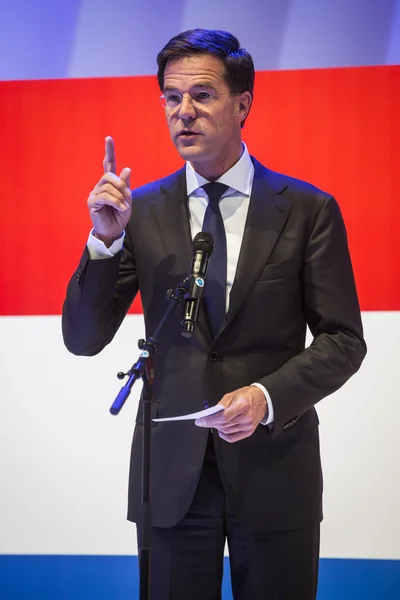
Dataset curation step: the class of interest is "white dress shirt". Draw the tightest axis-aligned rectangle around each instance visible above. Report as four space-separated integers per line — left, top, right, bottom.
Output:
87 143 274 425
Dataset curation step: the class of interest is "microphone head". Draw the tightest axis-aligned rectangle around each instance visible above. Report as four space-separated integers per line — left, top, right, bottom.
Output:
193 232 214 255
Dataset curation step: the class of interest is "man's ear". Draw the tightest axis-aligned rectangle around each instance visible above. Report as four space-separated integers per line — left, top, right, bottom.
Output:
237 91 252 124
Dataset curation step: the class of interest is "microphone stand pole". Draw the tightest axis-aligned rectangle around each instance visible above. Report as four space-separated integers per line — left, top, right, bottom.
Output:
109 276 194 600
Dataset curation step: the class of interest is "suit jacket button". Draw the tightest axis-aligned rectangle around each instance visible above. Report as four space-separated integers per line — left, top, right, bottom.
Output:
209 351 219 362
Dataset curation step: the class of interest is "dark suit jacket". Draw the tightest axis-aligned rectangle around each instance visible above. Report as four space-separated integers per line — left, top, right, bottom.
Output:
62 157 366 532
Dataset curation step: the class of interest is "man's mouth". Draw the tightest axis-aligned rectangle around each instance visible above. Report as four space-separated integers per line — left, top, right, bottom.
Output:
177 131 201 139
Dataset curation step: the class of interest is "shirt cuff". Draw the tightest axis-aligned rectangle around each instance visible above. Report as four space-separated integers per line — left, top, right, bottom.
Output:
251 382 274 427
86 229 125 260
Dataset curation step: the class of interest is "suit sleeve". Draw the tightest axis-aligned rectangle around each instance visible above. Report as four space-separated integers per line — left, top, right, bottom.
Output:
257 194 367 437
62 229 139 356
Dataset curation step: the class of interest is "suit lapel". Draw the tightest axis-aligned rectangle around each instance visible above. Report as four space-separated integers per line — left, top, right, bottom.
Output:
223 158 293 332
151 166 213 338
152 167 192 281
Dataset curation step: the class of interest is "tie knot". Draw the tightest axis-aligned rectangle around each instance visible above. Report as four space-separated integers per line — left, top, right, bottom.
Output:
202 182 229 204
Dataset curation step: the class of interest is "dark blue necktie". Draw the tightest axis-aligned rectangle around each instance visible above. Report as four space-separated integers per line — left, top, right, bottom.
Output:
202 182 229 336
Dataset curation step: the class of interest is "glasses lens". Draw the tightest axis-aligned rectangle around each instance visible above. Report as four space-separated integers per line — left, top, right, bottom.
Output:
160 90 222 109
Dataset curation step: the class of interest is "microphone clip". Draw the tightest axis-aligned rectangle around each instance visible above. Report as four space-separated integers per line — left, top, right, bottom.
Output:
184 274 206 300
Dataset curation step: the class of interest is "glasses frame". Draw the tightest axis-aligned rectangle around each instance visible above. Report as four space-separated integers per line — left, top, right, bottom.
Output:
159 91 233 110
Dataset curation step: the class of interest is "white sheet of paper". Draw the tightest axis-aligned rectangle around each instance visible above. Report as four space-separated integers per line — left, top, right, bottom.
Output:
153 404 224 422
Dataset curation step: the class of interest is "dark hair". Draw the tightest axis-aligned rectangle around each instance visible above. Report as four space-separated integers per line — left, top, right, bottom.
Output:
157 29 254 125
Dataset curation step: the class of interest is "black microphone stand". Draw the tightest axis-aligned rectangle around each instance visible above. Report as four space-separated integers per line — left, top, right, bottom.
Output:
109 274 199 600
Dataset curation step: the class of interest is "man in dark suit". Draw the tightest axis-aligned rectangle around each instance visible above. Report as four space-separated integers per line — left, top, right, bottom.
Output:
62 29 366 599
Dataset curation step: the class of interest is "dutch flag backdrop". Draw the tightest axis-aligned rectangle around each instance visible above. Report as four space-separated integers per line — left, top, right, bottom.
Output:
0 1 399 598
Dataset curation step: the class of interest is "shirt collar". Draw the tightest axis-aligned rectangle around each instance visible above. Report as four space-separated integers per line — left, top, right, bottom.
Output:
185 143 253 197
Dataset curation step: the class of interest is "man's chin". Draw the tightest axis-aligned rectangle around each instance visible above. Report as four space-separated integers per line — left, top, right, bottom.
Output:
175 144 206 162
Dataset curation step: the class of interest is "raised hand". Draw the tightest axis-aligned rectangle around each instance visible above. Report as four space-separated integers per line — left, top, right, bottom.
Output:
87 136 132 247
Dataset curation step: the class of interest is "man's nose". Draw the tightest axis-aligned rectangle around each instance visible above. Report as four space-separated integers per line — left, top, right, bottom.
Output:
178 94 197 119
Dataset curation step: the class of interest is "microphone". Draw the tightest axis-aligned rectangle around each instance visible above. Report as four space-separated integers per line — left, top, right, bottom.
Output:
181 232 214 338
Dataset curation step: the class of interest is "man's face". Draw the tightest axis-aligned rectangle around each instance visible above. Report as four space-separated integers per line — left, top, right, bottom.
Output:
162 54 251 179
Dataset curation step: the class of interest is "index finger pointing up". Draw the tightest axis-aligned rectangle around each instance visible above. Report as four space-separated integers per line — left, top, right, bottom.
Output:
103 136 116 174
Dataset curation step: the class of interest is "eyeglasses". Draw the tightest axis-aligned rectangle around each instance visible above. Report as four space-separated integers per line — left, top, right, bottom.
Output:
159 90 232 110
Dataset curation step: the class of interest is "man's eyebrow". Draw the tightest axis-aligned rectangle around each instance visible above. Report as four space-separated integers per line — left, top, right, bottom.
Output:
163 82 218 92
191 82 218 89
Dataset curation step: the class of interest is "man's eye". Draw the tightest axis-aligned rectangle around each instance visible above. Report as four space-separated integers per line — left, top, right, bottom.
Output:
193 91 213 102
166 94 181 105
